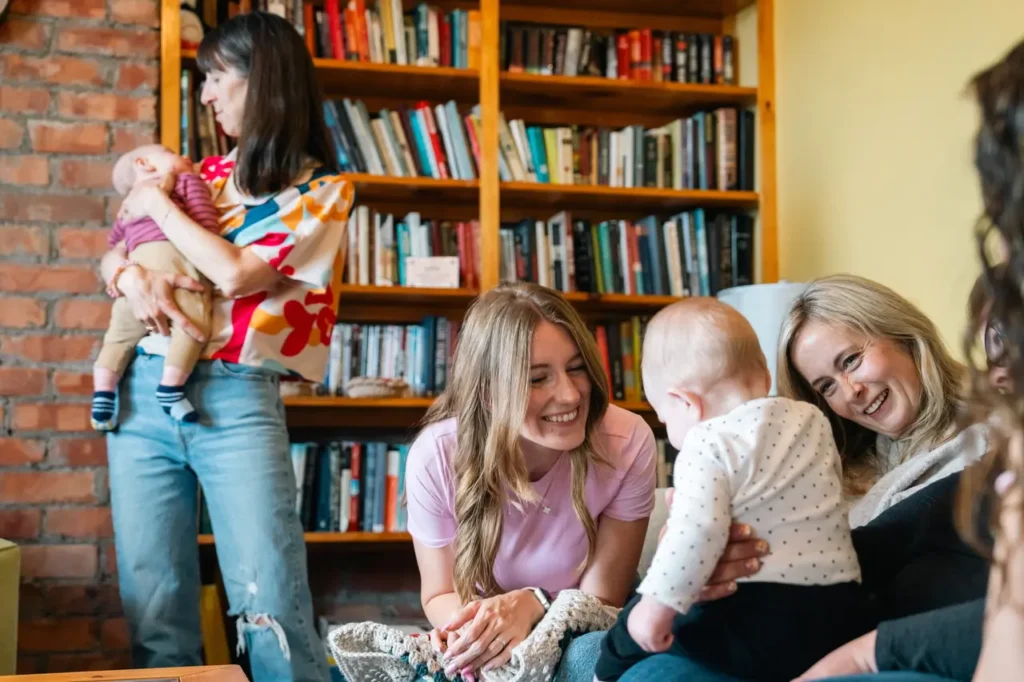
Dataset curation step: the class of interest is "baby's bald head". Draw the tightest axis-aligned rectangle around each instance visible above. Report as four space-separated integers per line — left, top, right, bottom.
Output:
642 297 768 396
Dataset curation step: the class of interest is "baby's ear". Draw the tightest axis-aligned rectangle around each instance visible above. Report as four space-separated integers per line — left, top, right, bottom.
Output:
134 155 155 172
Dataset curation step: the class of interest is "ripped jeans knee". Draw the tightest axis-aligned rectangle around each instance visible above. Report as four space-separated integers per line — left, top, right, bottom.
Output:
236 612 292 662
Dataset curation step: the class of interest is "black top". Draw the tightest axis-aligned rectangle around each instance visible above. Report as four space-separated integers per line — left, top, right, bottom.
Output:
853 470 988 680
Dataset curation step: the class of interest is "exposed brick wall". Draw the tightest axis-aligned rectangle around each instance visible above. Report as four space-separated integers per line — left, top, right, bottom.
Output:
0 0 159 673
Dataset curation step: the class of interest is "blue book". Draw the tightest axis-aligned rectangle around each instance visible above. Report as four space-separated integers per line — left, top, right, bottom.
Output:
639 215 664 295
374 444 387 533
397 444 410 531
694 209 710 296
422 316 436 396
396 221 410 285
526 127 549 183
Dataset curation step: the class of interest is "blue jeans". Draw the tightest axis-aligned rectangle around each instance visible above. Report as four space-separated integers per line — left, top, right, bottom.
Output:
616 655 958 682
108 354 328 682
555 631 605 682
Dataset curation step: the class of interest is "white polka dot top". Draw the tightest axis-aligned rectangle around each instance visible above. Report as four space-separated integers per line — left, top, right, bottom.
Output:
637 397 861 613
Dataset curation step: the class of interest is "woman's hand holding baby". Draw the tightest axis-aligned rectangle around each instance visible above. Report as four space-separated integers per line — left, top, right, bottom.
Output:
117 266 207 341
627 595 676 653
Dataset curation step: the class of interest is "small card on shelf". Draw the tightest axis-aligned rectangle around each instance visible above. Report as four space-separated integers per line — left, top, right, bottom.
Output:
405 256 460 288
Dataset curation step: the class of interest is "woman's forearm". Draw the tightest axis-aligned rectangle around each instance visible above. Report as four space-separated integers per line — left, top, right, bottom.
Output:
423 591 464 629
149 192 246 292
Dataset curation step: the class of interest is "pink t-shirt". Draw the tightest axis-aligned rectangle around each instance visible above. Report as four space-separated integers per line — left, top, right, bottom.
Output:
406 404 657 594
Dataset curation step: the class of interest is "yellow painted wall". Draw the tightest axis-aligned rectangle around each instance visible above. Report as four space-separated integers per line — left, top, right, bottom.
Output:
775 0 1024 350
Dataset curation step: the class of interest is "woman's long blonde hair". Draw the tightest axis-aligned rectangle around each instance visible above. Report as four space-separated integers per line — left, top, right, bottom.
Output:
423 282 610 602
776 274 968 493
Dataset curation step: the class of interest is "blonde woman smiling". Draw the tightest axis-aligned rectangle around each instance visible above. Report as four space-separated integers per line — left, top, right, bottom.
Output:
405 283 657 682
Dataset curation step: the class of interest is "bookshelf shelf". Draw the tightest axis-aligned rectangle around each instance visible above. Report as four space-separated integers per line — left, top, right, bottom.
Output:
503 0 756 21
182 49 480 103
338 284 479 306
501 72 757 118
500 182 758 212
198 532 412 546
339 174 480 205
563 292 685 311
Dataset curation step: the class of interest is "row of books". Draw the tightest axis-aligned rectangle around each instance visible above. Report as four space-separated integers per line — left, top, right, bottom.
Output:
326 318 458 398
344 207 481 289
311 1 481 69
262 432 680 537
290 440 410 534
232 2 734 86
324 98 480 181
321 95 755 192
499 110 755 191
499 210 754 297
503 24 736 85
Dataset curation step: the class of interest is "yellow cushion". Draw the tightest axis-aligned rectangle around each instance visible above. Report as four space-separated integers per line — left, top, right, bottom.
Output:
0 539 20 675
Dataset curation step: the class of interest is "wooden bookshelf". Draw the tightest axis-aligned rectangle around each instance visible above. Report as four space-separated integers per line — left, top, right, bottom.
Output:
198 532 412 546
159 0 775 532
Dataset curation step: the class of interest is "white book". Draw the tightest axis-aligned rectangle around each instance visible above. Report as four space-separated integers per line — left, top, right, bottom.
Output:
339 466 352 533
434 104 460 180
391 0 407 65
357 206 370 286
535 220 549 288
346 211 358 283
618 219 631 295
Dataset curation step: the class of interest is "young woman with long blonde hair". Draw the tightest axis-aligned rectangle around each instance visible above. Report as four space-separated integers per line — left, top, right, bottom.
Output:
405 282 657 681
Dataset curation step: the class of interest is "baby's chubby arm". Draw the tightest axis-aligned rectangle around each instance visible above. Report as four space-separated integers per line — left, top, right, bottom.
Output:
636 433 734 617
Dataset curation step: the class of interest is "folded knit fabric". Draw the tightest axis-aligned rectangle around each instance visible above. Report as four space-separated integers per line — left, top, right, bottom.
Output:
328 589 619 682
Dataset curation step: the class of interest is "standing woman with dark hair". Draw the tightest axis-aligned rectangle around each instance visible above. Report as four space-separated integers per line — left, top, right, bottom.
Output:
98 13 350 682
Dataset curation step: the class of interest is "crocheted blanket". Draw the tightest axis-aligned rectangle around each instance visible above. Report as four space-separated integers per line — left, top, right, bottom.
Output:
328 590 618 682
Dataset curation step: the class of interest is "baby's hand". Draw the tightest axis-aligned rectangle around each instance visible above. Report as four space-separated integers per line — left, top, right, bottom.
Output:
626 595 676 653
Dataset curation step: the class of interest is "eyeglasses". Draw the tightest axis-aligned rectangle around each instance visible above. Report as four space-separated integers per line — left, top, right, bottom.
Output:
985 320 1008 368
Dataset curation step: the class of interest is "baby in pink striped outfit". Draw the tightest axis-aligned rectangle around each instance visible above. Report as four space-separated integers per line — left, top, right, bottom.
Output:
92 144 221 431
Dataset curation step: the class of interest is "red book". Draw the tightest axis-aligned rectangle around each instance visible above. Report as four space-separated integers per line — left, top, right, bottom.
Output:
616 32 630 79
439 12 451 67
325 0 345 61
638 29 652 81
347 442 361 532
595 326 613 386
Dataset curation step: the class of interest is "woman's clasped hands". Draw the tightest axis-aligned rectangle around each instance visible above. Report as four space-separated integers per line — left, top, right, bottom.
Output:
426 589 546 680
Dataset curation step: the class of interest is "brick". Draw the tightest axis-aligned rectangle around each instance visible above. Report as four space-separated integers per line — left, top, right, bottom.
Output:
12 0 106 18
0 509 42 539
2 334 98 363
45 507 113 539
0 85 51 115
0 155 49 186
55 27 159 59
0 119 25 149
114 62 158 91
111 0 158 26
0 367 47 396
57 228 108 259
1 54 105 87
106 197 122 224
53 371 95 395
100 617 130 650
54 300 110 330
18 618 98 652
0 264 99 293
0 194 106 224
102 542 117 578
58 159 114 190
111 125 157 153
0 225 48 256
56 91 156 123
0 19 49 51
0 297 47 328
0 438 45 465
19 584 122 618
48 438 106 467
0 471 95 503
12 403 93 433
29 121 107 154
47 652 133 673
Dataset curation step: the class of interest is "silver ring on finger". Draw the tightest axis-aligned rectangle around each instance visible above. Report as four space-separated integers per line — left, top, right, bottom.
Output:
490 637 508 653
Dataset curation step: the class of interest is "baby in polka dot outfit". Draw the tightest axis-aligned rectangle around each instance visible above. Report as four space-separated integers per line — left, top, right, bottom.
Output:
595 298 876 682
